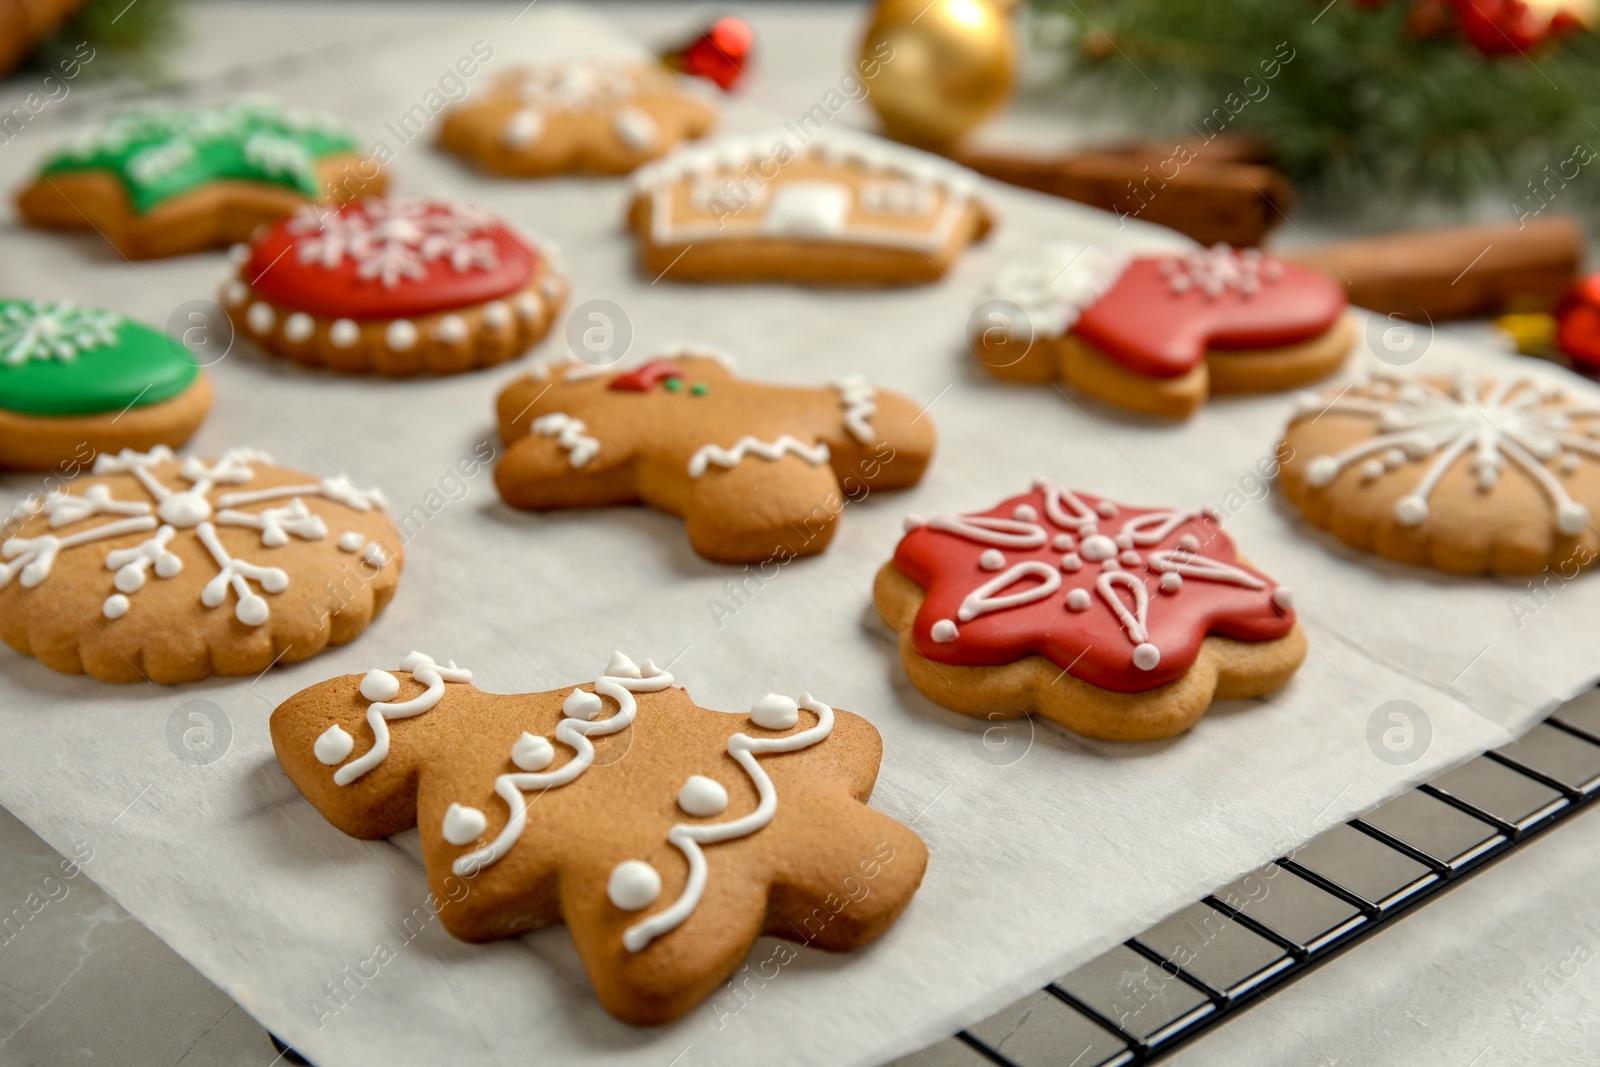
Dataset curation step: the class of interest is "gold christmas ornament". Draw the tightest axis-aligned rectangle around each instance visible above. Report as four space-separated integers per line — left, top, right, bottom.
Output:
858 0 1019 149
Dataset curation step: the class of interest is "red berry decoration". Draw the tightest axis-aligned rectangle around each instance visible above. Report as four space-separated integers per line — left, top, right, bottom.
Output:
1452 0 1585 54
661 16 753 91
1556 274 1600 373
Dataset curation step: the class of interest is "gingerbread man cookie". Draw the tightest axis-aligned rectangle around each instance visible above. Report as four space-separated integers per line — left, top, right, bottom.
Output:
17 99 384 259
0 299 210 470
1280 374 1600 575
439 60 717 177
222 196 566 376
494 349 935 562
627 130 992 285
974 243 1354 418
271 649 927 1024
0 446 399 683
873 480 1304 741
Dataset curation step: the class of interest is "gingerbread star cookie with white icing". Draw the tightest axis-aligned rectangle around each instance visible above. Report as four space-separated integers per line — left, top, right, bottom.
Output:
627 130 992 286
974 243 1354 419
494 348 935 563
873 480 1305 741
222 195 566 376
0 446 400 683
439 60 717 177
17 99 383 259
0 299 210 470
1280 374 1600 575
270 649 927 1025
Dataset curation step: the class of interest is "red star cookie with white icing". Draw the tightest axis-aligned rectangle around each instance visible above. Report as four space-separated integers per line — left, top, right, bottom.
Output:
439 61 717 177
627 129 992 286
0 446 400 683
493 348 936 563
270 650 927 1024
873 480 1305 740
222 195 566 376
974 243 1354 418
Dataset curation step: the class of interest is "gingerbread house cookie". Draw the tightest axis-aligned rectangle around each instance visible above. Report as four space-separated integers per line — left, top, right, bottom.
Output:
974 242 1354 418
271 649 927 1024
222 195 566 376
626 130 992 285
439 60 717 176
16 98 384 259
0 299 210 470
1280 373 1600 575
0 446 399 683
494 348 935 562
873 480 1304 741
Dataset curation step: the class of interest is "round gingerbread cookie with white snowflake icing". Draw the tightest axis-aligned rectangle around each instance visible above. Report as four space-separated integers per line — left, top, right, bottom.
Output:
872 479 1306 741
1279 373 1600 575
0 298 211 471
0 446 401 683
222 195 567 376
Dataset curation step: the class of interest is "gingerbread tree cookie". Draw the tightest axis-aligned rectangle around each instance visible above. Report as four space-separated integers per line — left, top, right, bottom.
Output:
271 650 927 1024
0 299 210 470
627 129 992 286
974 243 1354 418
222 196 566 376
494 348 936 562
439 60 717 177
17 99 384 259
1279 374 1600 575
874 480 1305 741
0 446 400 683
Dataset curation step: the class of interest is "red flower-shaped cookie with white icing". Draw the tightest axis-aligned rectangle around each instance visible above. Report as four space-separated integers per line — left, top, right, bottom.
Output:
873 480 1306 740
222 195 566 376
974 243 1353 418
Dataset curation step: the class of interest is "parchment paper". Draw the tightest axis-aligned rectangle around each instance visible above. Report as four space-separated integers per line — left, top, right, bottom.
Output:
0 6 1592 1065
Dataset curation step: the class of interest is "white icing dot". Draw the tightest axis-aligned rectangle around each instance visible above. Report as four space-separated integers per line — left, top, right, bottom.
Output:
515 293 539 319
903 513 927 532
102 593 130 619
1394 495 1429 526
1558 503 1590 536
386 320 418 351
1272 587 1294 611
1096 501 1118 518
1120 550 1142 566
1059 553 1082 571
284 312 314 343
1177 534 1200 552
235 594 269 627
607 860 662 911
1065 588 1091 611
362 542 388 567
223 280 249 306
1560 453 1581 474
613 107 659 150
228 243 251 265
1079 534 1118 562
1160 572 1182 593
434 314 468 343
246 302 275 335
157 491 211 527
677 775 729 817
503 108 544 148
511 732 554 771
361 669 401 702
931 619 959 642
1306 456 1338 487
1383 448 1407 468
979 549 1005 571
606 651 642 678
338 531 363 552
482 301 511 329
750 693 800 730
314 724 354 765
330 319 360 348
1053 534 1075 550
1133 643 1161 671
442 803 487 846
1114 532 1134 550
1100 558 1121 572
563 689 604 720
1360 459 1384 480
1013 504 1038 522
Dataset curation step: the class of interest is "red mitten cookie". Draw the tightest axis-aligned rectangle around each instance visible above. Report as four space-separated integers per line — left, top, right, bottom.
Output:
494 349 935 562
271 650 927 1024
873 480 1305 740
975 243 1354 418
222 196 566 376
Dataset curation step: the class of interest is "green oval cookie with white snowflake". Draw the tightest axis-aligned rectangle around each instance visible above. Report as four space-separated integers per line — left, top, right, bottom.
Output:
0 299 198 416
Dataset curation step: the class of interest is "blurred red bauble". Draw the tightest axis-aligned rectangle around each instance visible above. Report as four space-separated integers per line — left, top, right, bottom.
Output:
662 16 753 91
1451 0 1589 54
1556 274 1600 372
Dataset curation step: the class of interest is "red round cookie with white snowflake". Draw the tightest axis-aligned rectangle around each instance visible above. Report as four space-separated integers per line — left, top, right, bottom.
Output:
221 195 566 377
